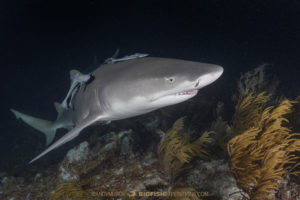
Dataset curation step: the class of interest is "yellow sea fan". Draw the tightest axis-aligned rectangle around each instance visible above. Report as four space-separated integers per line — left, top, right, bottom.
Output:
228 97 300 200
251 147 287 200
158 117 185 156
257 100 296 151
158 117 213 182
50 182 94 200
190 131 214 158
231 91 270 136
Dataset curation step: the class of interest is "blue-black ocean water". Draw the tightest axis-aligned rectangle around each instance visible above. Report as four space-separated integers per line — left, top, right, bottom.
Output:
0 0 300 174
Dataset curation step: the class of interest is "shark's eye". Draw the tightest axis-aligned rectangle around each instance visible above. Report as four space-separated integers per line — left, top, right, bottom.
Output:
166 77 175 83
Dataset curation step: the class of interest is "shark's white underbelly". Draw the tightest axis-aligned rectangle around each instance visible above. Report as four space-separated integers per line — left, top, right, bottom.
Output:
103 98 156 121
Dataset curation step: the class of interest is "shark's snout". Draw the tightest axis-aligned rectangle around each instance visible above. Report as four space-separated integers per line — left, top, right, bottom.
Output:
213 65 224 80
194 65 223 89
208 65 223 82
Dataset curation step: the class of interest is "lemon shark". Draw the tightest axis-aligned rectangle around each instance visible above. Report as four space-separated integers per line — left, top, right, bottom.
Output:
11 57 223 163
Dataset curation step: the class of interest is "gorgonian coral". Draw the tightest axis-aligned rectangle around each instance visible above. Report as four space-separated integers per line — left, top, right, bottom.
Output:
228 97 300 200
158 117 213 183
50 182 94 200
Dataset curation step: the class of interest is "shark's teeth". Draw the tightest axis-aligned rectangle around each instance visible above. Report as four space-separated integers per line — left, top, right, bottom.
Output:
178 90 198 95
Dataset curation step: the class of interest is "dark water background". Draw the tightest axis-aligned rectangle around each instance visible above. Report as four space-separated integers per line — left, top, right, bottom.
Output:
0 0 300 172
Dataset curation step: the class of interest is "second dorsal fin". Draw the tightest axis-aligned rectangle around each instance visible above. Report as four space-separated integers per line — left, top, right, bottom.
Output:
70 69 80 80
54 102 64 119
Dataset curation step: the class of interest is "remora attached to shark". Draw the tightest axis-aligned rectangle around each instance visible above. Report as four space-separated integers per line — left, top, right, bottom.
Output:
11 57 223 163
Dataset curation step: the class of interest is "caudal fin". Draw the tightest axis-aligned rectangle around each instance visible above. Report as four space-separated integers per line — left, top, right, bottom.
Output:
10 109 56 145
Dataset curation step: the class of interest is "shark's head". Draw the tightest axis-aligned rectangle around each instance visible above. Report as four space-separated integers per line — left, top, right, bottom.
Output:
103 58 223 118
142 59 223 108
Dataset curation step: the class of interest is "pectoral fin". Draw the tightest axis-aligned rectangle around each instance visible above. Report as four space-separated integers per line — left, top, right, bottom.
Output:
29 114 104 163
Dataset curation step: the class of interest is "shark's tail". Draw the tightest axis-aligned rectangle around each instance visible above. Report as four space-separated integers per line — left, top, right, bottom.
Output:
10 109 56 145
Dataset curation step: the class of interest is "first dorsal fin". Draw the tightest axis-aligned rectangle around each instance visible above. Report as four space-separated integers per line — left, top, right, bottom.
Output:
70 69 80 80
54 102 64 119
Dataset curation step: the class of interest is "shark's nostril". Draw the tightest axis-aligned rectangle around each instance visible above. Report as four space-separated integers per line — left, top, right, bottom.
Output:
195 80 200 87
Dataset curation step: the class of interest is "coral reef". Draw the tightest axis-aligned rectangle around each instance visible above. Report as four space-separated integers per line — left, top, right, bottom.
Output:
228 96 300 200
158 117 213 184
231 91 270 137
275 177 300 200
0 168 59 199
79 151 170 197
66 141 89 163
0 132 167 199
235 64 278 99
226 65 300 200
59 141 90 181
237 64 266 95
59 138 119 182
2 64 299 200
187 159 247 200
50 182 93 200
211 116 231 151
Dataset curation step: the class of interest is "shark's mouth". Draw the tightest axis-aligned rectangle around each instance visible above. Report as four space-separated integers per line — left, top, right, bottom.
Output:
177 89 198 96
151 89 198 102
